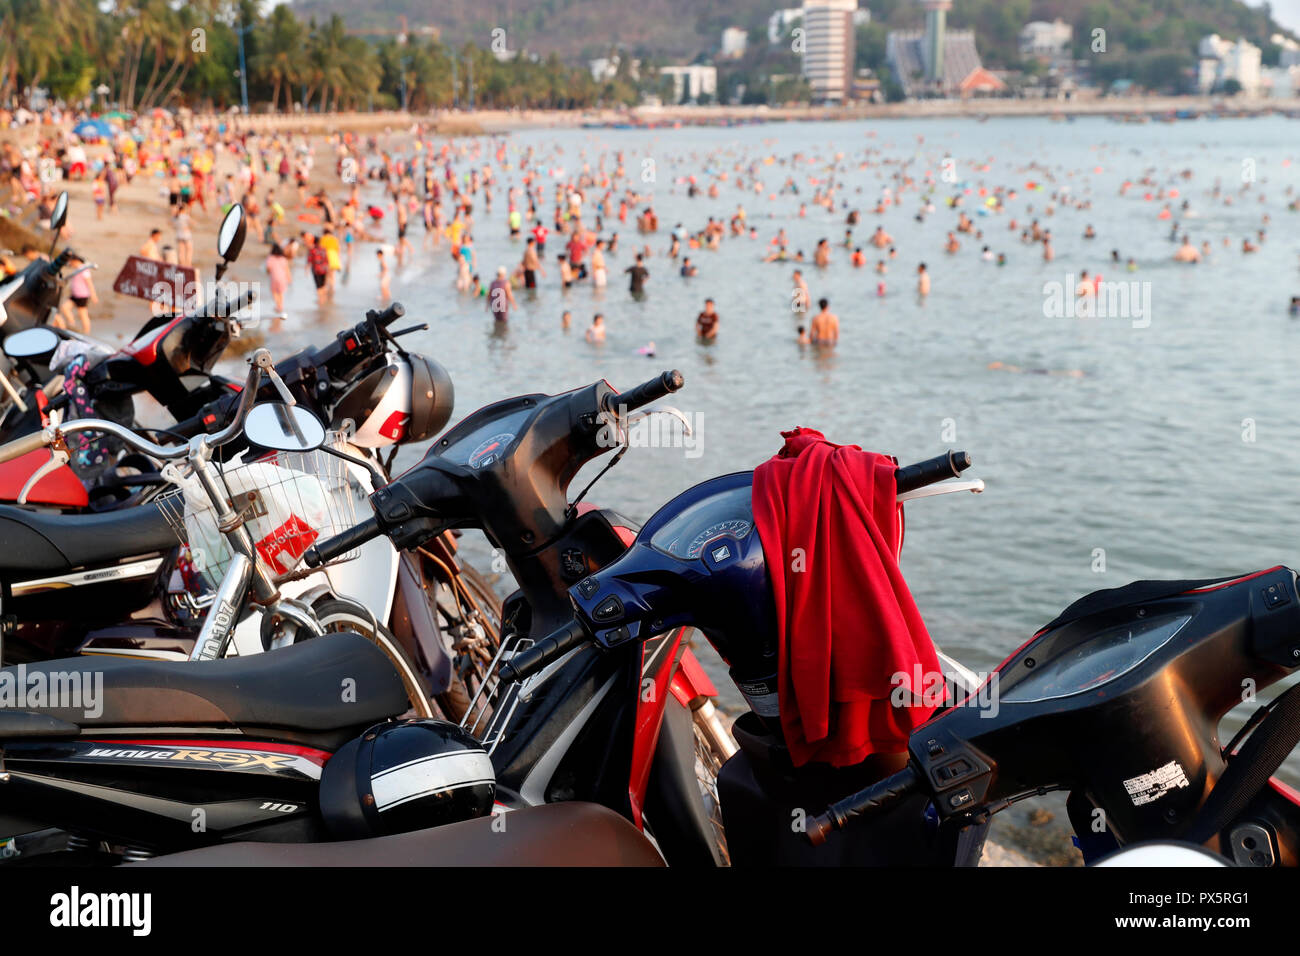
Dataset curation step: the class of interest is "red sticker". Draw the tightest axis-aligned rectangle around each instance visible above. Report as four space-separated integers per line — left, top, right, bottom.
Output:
256 514 319 573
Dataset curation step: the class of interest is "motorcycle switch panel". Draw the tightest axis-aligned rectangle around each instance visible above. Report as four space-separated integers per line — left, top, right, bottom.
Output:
1248 569 1300 669
910 728 994 819
592 595 624 623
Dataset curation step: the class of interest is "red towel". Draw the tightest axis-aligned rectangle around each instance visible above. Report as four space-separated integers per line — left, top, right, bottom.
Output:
752 428 941 767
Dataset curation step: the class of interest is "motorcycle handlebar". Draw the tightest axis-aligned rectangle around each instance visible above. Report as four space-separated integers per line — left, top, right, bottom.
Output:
499 619 590 684
303 516 382 568
0 427 55 464
895 450 971 495
367 302 406 328
603 369 684 415
806 764 923 846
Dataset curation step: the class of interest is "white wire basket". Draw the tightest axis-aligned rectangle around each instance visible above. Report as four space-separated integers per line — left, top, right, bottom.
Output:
158 433 366 590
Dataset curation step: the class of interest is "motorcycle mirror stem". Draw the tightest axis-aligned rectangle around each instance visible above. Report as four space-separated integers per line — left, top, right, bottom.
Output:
46 191 69 259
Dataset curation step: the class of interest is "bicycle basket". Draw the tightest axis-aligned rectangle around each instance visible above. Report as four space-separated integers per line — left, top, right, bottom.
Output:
158 434 366 590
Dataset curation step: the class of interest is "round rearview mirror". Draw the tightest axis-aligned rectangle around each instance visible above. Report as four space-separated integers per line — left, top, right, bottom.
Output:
50 192 69 232
244 402 326 453
217 203 247 263
4 326 60 361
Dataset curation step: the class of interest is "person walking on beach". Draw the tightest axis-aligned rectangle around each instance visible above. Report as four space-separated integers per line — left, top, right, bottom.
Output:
266 243 291 313
58 255 96 333
305 235 330 306
174 199 194 268
140 229 163 260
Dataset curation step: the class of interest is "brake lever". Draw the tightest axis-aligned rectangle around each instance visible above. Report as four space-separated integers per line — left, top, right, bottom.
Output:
17 440 69 505
625 404 692 436
389 323 429 338
896 479 985 503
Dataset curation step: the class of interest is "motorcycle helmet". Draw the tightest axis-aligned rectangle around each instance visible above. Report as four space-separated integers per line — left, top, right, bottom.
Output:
319 719 495 838
336 353 454 448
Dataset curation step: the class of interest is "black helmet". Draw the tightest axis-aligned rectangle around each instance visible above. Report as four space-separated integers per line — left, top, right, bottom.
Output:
319 719 495 838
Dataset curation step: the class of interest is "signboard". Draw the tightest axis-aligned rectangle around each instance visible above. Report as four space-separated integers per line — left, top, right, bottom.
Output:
112 256 197 307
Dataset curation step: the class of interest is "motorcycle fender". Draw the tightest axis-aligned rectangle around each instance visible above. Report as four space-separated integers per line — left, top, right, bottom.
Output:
389 552 453 694
644 694 726 867
670 644 718 707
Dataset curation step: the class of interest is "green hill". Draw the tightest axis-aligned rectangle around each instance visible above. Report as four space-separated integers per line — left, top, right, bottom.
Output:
288 0 1294 67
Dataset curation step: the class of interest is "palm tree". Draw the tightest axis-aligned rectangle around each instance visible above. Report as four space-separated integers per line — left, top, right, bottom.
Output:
252 3 304 112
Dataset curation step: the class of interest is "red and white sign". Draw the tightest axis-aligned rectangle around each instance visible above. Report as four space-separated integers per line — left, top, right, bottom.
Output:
112 256 197 306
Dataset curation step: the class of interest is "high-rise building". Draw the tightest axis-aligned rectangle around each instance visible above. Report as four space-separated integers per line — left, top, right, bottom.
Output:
800 0 857 103
922 0 951 84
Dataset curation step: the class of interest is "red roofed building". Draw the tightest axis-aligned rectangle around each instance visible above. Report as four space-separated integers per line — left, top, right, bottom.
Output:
959 66 1006 97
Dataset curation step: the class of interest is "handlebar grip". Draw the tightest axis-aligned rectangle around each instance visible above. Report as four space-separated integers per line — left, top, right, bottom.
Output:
0 428 52 464
806 764 922 846
226 288 257 315
304 516 381 568
894 450 971 495
368 302 406 328
606 369 684 414
499 620 589 684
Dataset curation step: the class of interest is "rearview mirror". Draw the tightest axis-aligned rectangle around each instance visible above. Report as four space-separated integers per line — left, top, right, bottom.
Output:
244 402 326 453
217 203 246 263
49 192 68 232
4 327 60 361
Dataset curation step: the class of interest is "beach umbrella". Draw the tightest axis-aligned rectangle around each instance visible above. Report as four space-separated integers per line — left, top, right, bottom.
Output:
72 119 113 141
103 110 132 122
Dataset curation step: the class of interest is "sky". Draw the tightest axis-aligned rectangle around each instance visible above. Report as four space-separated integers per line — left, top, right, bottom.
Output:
1252 0 1300 33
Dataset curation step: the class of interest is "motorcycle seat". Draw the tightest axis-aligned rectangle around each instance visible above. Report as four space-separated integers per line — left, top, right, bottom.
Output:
131 802 666 867
0 632 408 734
0 500 176 575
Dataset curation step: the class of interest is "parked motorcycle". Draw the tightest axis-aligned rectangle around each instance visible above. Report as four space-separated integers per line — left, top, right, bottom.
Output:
304 369 736 865
492 459 1300 866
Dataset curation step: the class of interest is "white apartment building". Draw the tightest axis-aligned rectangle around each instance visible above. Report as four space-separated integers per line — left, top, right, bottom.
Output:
800 0 857 103
1018 19 1072 58
660 65 718 102
1197 34 1262 94
722 27 748 59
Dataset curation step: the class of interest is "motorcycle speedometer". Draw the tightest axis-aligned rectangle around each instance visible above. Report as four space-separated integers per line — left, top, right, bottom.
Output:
1000 612 1191 703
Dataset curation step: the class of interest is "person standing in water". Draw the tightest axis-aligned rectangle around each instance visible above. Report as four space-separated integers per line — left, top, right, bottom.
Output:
586 313 606 343
626 254 649 298
809 298 839 346
488 265 517 322
917 262 930 297
696 298 719 340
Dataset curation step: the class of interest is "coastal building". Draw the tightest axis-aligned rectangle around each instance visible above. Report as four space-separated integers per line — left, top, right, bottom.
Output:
660 64 718 102
1018 19 1072 60
886 0 988 97
1273 33 1300 68
722 27 748 59
1196 34 1262 95
589 55 640 83
800 0 857 103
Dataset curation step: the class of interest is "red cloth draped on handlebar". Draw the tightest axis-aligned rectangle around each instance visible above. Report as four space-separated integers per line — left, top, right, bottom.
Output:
752 427 941 768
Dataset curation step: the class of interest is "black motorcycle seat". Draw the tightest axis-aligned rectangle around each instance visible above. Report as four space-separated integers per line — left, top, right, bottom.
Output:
132 802 665 867
0 632 408 733
0 501 176 575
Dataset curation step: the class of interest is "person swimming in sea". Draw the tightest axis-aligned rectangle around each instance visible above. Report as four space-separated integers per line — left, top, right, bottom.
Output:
988 361 1085 378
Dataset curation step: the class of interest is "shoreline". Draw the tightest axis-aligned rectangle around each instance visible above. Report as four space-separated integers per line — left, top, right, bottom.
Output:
219 94 1293 136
